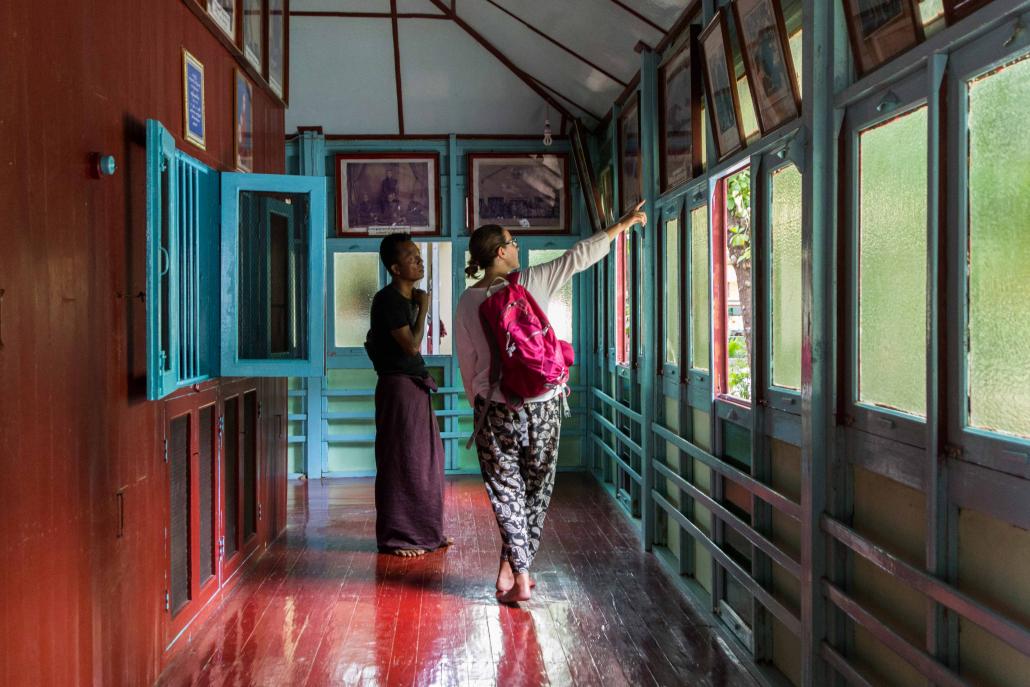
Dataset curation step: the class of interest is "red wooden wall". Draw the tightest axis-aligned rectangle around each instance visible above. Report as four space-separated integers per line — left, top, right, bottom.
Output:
0 1 287 684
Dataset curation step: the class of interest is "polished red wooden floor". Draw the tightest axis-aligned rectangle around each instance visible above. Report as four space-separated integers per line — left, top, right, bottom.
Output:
157 474 759 686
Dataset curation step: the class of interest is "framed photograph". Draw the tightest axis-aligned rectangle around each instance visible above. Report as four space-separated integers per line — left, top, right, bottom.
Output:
598 165 615 227
267 0 285 97
181 49 206 150
942 0 993 23
732 0 801 135
659 25 702 192
335 153 440 237
841 0 924 77
467 153 570 234
242 0 263 71
618 94 642 214
700 9 747 160
571 119 604 234
207 0 236 40
234 70 254 172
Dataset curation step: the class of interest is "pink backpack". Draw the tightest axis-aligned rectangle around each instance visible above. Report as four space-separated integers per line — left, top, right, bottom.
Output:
466 273 573 448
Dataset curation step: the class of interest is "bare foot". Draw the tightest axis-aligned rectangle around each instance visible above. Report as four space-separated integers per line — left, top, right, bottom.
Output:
393 548 426 558
496 560 536 594
497 573 532 605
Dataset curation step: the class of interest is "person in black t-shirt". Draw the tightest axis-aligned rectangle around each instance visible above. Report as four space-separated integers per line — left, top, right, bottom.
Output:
365 233 452 557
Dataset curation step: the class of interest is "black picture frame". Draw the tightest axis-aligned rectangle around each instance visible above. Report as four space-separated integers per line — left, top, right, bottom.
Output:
700 9 747 160
660 25 703 192
732 0 802 136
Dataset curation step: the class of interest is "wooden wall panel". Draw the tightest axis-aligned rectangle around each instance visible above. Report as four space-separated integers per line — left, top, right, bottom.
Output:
0 1 286 685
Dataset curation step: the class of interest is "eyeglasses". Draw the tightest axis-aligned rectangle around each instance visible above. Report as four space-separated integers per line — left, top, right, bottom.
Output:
500 237 518 248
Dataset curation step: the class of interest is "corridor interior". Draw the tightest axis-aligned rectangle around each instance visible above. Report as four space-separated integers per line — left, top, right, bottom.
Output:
2 1 1029 686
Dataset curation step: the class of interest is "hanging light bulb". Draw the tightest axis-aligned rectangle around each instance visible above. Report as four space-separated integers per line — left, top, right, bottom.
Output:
543 107 553 146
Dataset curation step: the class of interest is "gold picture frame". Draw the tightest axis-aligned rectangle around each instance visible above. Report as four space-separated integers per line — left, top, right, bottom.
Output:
181 48 207 150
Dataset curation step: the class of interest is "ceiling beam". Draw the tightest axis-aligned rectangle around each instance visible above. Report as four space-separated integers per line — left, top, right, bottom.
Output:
428 0 578 124
290 11 448 19
606 0 666 35
482 0 628 87
528 74 603 122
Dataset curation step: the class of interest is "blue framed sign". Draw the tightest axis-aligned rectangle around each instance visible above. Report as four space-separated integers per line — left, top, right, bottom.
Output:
182 48 206 150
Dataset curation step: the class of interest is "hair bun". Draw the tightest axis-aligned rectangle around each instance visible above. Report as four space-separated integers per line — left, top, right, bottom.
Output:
465 260 480 279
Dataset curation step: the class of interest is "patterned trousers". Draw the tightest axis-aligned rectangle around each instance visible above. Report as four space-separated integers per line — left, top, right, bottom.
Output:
473 396 563 574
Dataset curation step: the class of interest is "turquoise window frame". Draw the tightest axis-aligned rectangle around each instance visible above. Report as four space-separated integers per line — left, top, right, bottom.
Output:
844 71 929 448
656 196 685 398
948 27 1030 477
146 120 179 400
146 120 219 400
220 172 328 378
760 152 803 415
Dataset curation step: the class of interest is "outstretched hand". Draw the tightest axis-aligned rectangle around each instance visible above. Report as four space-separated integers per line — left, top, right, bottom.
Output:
620 200 647 229
605 200 647 240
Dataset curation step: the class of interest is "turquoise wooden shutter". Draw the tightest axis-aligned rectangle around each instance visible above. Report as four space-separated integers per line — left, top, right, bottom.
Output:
147 119 180 400
220 172 327 377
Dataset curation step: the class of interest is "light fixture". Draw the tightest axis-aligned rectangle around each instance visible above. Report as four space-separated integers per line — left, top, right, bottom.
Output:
543 107 553 146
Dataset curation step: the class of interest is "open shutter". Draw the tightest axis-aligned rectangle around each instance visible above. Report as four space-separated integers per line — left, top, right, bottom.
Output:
147 120 180 400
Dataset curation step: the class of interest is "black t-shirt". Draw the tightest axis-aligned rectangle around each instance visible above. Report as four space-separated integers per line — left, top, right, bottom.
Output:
366 285 428 378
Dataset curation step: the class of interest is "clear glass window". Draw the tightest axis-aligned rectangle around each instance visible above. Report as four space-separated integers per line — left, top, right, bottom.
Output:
771 165 803 390
857 106 928 416
664 217 681 366
615 232 633 366
966 54 1030 438
415 242 453 356
333 252 380 348
723 169 752 401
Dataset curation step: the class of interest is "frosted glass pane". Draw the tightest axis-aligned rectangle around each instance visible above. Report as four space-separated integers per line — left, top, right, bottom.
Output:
967 54 1030 438
665 218 681 365
789 30 803 100
738 77 759 140
858 106 927 415
529 250 575 344
690 206 710 371
333 252 380 348
624 233 633 363
919 0 945 36
771 165 803 390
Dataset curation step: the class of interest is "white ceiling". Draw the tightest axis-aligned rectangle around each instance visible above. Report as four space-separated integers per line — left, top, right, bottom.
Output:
286 0 692 135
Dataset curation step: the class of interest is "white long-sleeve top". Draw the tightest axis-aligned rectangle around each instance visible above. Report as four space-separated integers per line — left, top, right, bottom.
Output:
454 231 611 407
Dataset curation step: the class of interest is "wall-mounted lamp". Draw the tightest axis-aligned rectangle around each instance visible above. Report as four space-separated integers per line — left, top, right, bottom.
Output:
91 153 117 178
875 89 901 114
543 106 553 146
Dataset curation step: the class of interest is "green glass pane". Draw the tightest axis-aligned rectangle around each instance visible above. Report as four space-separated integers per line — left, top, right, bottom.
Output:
665 218 681 365
967 54 1030 438
333 252 380 348
858 106 927 416
919 0 945 36
529 250 575 343
738 77 759 140
789 30 803 100
690 205 710 371
771 165 803 390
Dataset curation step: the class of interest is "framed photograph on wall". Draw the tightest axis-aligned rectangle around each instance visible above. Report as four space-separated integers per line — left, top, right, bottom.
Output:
181 49 206 150
207 0 236 40
242 0 263 71
571 119 604 234
267 0 285 97
335 153 440 237
234 69 254 172
618 93 642 214
700 9 746 160
659 25 702 192
732 0 801 135
942 0 992 23
467 153 570 234
841 0 924 77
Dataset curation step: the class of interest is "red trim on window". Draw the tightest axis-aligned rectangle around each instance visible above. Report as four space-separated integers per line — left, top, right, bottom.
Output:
712 179 728 397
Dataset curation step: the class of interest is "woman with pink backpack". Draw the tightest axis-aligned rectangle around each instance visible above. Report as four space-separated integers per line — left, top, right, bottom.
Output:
454 201 646 604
